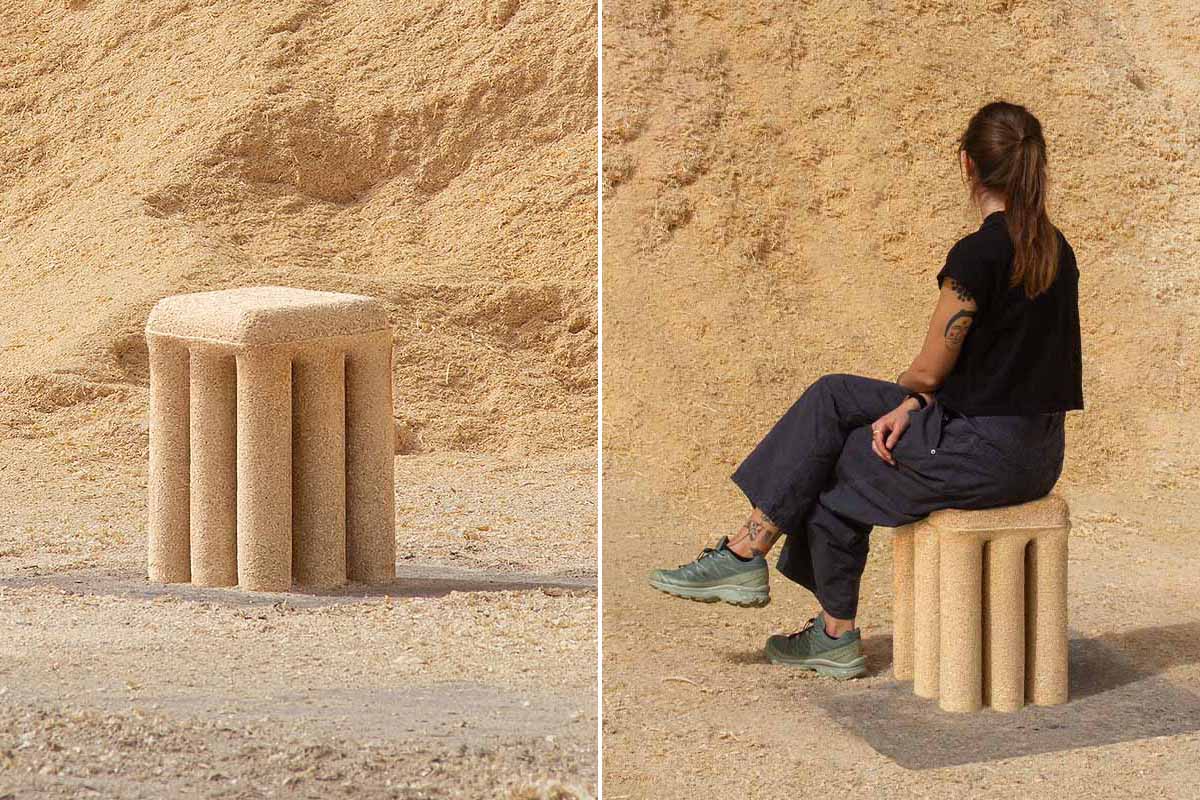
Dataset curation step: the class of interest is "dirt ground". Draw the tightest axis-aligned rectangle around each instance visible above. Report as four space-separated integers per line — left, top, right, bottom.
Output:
0 439 597 798
603 473 1200 798
602 0 1200 796
1 1 597 797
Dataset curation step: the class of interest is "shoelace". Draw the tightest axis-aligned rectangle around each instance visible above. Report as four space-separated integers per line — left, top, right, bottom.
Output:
678 545 719 568
788 616 819 640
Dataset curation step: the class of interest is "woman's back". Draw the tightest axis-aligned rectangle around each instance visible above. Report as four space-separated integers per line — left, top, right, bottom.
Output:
935 209 1084 417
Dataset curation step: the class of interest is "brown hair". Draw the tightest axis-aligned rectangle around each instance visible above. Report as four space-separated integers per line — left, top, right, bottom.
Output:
958 102 1060 298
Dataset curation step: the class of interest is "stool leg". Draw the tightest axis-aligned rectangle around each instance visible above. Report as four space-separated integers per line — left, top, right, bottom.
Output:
892 526 916 681
985 536 1026 712
147 336 190 583
345 331 396 584
189 347 238 587
913 521 940 699
292 348 347 589
236 349 293 592
1027 528 1069 706
939 534 983 712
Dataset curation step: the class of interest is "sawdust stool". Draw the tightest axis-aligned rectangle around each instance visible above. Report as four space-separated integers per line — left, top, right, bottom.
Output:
145 287 396 592
891 495 1070 712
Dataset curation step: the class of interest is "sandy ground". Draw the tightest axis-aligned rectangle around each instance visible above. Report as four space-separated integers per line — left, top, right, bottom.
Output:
602 0 1200 795
603 464 1200 798
0 439 597 798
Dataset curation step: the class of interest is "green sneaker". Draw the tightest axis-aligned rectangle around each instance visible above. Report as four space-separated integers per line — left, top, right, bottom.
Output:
648 536 770 607
764 613 867 679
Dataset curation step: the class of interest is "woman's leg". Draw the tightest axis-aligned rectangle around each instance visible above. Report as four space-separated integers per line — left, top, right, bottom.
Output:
731 374 909 537
650 374 906 611
726 508 783 558
762 469 893 677
726 508 855 635
776 498 872 626
779 411 986 637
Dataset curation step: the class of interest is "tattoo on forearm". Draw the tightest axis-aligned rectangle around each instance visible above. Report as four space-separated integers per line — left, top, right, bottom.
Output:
943 309 975 349
947 278 975 303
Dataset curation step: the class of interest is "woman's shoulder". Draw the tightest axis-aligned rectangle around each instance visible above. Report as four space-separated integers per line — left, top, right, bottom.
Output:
1055 226 1074 252
944 218 1011 270
1054 226 1078 272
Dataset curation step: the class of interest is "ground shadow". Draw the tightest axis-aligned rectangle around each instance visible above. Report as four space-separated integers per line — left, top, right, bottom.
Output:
1070 622 1200 697
310 562 596 600
0 564 596 609
817 625 1200 769
863 633 894 674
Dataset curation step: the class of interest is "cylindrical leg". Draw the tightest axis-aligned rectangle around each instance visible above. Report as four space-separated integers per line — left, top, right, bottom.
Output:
147 336 190 583
1026 528 1069 706
939 534 984 712
913 522 940 699
345 332 396 584
892 526 916 681
236 349 293 592
985 536 1027 712
189 347 238 587
292 348 347 588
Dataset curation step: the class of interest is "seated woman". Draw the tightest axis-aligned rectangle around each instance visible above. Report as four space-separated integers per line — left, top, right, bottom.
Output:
649 101 1084 679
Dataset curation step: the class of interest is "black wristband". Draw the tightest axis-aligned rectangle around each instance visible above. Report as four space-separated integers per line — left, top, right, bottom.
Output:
906 391 928 409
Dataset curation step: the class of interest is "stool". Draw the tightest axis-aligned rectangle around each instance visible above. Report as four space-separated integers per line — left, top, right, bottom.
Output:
145 286 396 592
892 494 1070 712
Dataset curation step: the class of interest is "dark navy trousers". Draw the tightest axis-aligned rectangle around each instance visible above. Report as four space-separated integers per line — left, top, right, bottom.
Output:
731 374 1064 619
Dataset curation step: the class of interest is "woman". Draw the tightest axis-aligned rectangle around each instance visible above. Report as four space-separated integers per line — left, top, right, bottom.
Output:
649 101 1083 679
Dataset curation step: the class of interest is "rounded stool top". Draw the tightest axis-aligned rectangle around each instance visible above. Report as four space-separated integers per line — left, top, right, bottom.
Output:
925 493 1070 532
146 286 389 346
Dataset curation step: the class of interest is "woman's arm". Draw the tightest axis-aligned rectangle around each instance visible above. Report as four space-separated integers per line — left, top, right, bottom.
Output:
872 278 978 465
896 278 978 394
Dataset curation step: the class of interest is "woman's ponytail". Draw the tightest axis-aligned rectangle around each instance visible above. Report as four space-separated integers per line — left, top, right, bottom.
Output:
960 103 1060 298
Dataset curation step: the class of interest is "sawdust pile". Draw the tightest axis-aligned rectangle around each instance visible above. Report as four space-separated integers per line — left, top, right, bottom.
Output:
602 0 1200 509
0 0 597 458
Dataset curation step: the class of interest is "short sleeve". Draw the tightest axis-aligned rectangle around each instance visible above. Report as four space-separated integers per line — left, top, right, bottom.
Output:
937 237 994 312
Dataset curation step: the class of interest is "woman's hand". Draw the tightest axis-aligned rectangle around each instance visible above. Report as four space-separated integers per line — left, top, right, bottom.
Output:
870 397 923 466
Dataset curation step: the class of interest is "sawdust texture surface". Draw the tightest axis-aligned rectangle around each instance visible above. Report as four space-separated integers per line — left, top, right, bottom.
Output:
1 0 597 455
1 1 598 797
602 0 1200 796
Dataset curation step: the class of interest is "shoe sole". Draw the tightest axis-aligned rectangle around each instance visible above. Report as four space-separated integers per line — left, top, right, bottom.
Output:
648 579 770 608
765 651 867 680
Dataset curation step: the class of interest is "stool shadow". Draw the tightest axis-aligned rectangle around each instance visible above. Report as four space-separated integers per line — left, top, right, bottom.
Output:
307 566 595 601
0 565 595 609
1071 621 1200 698
817 624 1200 769
863 633 894 675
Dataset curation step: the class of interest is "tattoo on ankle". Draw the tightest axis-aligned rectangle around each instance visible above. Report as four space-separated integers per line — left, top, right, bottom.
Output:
743 518 775 555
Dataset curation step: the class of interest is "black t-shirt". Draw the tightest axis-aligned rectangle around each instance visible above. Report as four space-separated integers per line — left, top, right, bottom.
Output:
934 210 1084 416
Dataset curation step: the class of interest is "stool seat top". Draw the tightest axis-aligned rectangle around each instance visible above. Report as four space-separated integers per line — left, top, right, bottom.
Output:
146 286 389 346
924 493 1069 532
